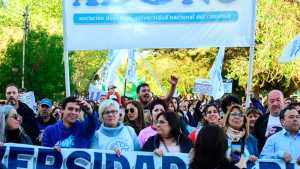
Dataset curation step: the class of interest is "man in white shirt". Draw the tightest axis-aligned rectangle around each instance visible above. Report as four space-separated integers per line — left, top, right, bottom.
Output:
254 90 284 153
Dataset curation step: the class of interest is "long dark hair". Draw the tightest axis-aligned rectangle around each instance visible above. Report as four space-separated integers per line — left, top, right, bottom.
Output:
190 125 229 169
124 100 145 130
156 111 183 143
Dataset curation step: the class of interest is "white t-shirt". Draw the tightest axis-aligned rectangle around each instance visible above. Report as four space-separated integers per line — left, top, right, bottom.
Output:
265 115 282 137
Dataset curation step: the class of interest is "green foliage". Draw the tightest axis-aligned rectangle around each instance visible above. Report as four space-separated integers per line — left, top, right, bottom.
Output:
0 29 65 100
0 0 299 100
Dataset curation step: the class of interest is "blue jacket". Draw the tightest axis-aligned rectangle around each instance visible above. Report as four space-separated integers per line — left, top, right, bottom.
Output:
42 112 99 148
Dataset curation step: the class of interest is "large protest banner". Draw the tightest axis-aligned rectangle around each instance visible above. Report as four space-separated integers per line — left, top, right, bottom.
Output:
1 144 300 169
0 143 188 169
63 0 255 50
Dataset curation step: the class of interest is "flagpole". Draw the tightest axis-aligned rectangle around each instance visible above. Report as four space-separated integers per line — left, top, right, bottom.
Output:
246 0 257 108
124 78 127 97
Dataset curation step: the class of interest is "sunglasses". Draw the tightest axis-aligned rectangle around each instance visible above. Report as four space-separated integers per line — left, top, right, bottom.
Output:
125 108 135 114
8 113 19 120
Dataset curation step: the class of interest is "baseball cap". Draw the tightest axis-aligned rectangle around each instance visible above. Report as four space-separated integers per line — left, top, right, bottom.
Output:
40 98 53 108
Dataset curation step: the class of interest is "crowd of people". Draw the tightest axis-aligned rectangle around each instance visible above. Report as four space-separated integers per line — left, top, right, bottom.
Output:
1 76 300 169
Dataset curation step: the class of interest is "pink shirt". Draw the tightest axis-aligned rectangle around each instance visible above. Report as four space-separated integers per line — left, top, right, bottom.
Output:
138 126 157 147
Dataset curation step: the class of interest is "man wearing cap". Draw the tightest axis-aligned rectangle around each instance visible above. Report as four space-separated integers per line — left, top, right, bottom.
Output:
36 98 57 145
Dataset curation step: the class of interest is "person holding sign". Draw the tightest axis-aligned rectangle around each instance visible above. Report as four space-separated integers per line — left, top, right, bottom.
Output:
260 105 300 165
142 111 192 156
42 97 99 149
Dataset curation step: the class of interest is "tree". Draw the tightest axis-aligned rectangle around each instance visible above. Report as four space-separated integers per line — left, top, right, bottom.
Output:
0 28 65 100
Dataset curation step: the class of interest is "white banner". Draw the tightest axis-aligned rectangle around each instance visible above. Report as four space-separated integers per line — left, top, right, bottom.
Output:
63 0 255 50
18 91 37 114
1 144 299 169
0 143 188 169
193 78 232 95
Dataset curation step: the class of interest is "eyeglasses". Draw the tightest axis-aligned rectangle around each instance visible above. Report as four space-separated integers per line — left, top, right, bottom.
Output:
103 110 118 115
66 107 80 112
125 108 135 114
230 112 244 117
156 120 168 125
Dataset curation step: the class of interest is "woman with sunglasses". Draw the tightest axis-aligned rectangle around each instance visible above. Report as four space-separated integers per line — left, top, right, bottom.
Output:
91 99 140 155
124 100 145 135
0 105 32 144
224 105 258 169
188 103 221 143
142 111 192 156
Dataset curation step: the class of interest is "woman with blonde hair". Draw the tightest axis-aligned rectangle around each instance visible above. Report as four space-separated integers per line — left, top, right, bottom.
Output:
223 105 258 169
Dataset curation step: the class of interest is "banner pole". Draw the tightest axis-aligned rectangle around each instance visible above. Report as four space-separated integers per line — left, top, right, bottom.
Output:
62 0 71 97
246 0 257 108
64 50 71 97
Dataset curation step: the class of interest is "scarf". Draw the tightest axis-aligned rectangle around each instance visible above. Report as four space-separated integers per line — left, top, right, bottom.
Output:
226 127 246 142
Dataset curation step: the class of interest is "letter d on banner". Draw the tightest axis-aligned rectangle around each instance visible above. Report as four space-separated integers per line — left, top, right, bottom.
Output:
162 156 186 169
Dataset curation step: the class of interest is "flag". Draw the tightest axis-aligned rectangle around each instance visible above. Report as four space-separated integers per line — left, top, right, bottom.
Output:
125 49 136 82
278 33 300 63
209 47 225 99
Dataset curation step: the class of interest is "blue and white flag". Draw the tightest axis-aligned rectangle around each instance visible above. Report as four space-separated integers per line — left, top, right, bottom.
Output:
278 33 300 63
125 49 136 82
209 47 225 99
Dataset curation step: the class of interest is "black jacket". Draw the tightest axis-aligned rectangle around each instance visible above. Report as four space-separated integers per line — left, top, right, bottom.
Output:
142 134 192 153
6 129 32 144
253 113 269 153
17 101 40 145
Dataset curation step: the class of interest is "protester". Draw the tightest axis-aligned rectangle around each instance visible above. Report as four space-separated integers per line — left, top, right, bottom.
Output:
136 75 178 110
260 105 300 164
42 96 98 148
51 106 62 121
0 105 32 144
36 98 57 144
224 105 258 169
192 100 204 128
246 108 262 135
179 100 196 127
254 90 284 153
190 125 239 169
106 84 122 105
5 84 39 145
138 99 167 147
91 99 140 153
188 103 221 143
142 111 192 155
124 100 145 135
221 95 241 115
